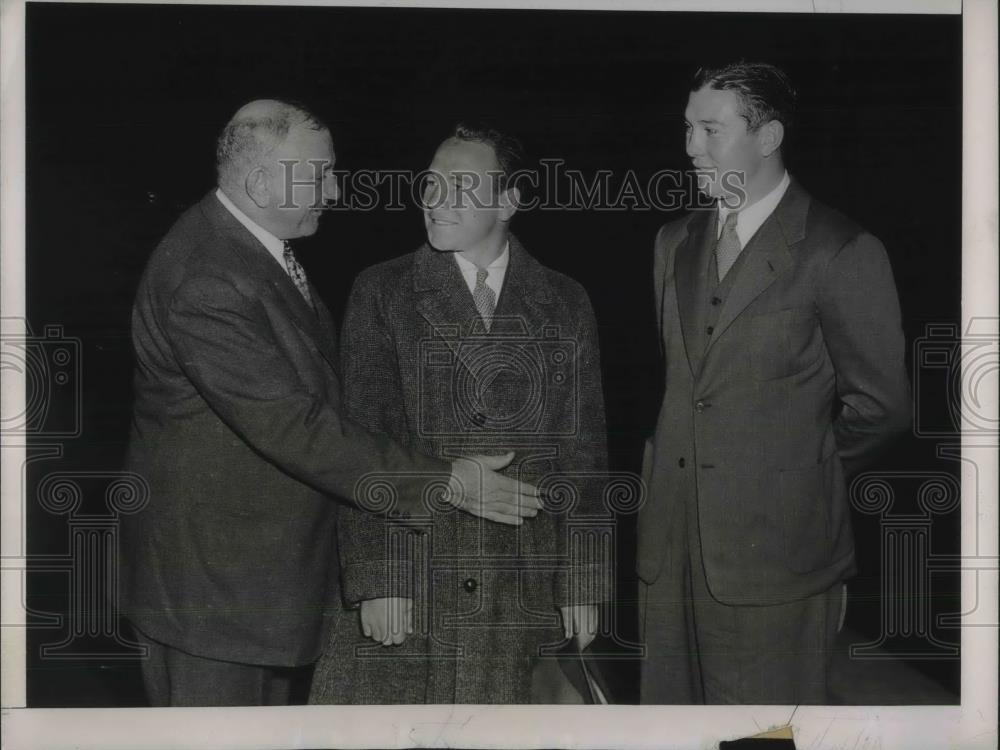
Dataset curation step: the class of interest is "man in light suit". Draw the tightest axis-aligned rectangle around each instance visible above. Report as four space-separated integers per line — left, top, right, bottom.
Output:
638 63 910 704
120 100 541 706
310 124 608 704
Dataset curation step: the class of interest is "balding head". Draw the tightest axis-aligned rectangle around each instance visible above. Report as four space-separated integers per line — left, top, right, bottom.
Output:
215 99 327 193
215 99 338 240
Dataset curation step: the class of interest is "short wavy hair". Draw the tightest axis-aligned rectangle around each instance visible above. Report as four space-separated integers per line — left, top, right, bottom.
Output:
692 62 797 133
450 122 526 194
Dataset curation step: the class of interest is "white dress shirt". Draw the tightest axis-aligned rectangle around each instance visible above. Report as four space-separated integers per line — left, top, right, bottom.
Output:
716 170 791 249
453 243 510 299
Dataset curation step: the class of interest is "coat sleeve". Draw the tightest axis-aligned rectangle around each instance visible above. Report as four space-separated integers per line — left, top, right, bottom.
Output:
335 272 419 605
165 272 450 515
550 284 611 608
816 231 911 479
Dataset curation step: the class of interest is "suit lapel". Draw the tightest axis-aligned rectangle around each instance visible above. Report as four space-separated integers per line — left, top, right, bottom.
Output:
310 289 339 367
200 192 339 371
703 180 807 359
674 209 715 377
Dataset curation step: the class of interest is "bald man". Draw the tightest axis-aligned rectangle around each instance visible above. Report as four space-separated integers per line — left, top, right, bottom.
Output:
120 100 541 706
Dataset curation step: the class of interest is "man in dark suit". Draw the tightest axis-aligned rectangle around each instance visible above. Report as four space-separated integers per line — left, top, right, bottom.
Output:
310 124 609 704
120 101 542 706
637 63 910 704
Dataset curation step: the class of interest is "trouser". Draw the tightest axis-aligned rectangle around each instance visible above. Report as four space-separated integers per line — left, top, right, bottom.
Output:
639 551 843 705
132 627 311 707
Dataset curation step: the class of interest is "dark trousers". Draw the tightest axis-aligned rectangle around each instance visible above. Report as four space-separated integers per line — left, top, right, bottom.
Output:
133 627 311 707
639 515 843 704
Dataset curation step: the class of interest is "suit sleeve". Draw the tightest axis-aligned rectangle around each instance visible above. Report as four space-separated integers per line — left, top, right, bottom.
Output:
336 273 419 605
551 286 611 607
165 272 450 515
816 231 911 479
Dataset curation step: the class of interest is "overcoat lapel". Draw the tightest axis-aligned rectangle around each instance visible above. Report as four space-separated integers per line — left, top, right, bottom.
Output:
492 234 554 331
413 241 483 358
412 234 554 377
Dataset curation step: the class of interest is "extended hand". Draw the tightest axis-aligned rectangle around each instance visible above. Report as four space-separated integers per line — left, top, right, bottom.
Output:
448 452 543 526
559 604 598 651
360 597 412 646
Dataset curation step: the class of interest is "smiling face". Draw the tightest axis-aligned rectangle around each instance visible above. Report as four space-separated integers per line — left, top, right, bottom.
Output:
261 124 339 239
421 137 515 259
684 85 779 207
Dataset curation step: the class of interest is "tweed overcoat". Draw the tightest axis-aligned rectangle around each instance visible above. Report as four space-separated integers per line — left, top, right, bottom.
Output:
310 236 609 704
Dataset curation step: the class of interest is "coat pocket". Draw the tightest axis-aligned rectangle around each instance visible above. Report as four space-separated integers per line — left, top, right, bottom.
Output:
778 452 836 573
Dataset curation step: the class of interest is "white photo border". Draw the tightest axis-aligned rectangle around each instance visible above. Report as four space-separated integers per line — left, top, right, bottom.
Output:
1 0 995 748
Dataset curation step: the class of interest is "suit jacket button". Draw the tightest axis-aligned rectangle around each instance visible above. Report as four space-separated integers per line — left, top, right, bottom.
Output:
706 326 714 335
462 577 478 593
678 457 686 468
695 401 705 413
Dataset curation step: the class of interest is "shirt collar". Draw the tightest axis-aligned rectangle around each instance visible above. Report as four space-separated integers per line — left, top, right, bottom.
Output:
717 170 790 248
453 242 510 276
215 188 287 266
453 242 510 298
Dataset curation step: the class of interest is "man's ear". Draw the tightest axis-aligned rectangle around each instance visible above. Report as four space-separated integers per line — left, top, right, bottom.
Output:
499 186 520 222
758 119 784 158
245 166 272 209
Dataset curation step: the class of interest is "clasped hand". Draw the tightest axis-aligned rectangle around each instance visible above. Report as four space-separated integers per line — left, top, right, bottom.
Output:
360 597 412 646
361 599 598 650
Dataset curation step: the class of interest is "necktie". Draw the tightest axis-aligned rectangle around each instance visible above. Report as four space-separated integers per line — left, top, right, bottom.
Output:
472 267 496 331
715 211 742 282
282 242 315 310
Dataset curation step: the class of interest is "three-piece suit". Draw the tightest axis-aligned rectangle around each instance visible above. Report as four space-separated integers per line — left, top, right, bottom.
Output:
637 179 910 703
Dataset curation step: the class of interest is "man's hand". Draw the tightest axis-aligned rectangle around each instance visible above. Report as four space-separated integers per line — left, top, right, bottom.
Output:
360 597 412 646
448 452 543 526
559 604 599 651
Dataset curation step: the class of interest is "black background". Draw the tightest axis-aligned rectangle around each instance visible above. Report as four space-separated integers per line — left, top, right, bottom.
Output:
24 3 962 705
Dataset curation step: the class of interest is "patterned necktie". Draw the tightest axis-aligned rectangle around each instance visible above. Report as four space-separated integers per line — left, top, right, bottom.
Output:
715 211 742 282
472 267 496 331
282 242 314 310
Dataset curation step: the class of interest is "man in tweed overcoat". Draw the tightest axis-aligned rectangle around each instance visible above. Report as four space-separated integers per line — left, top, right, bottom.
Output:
310 125 609 704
